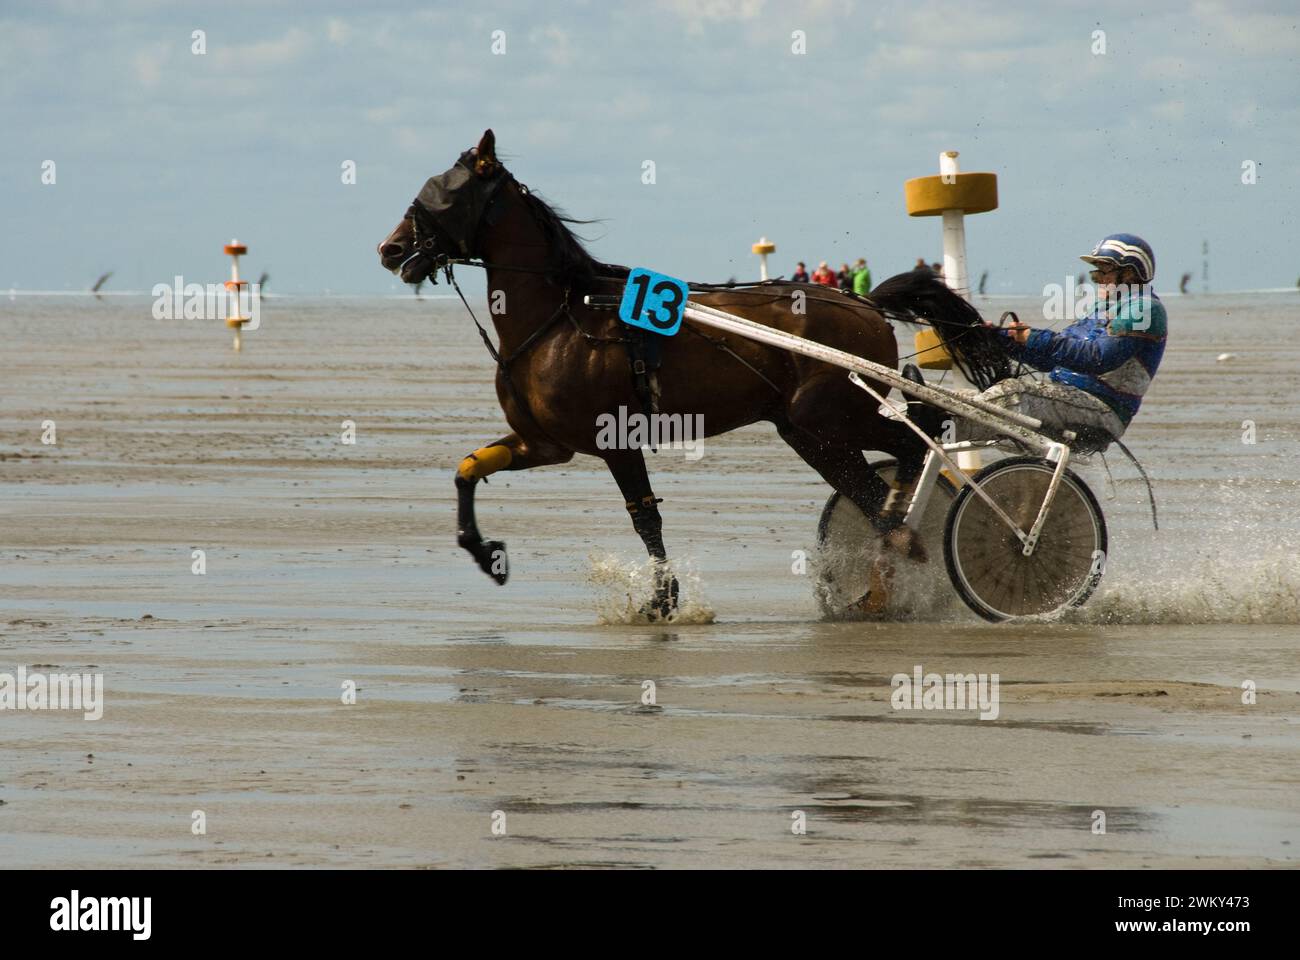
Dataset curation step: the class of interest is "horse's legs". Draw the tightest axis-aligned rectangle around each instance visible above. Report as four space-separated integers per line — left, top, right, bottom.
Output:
776 373 934 613
455 433 573 584
778 375 923 534
776 420 926 614
603 450 679 619
776 420 894 529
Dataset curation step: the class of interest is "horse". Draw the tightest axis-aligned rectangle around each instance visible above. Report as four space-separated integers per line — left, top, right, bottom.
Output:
377 129 1007 619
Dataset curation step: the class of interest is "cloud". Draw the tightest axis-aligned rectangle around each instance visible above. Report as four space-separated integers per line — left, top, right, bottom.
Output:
1150 98 1187 122
1230 99 1259 127
881 1 1037 49
529 24 574 67
658 0 767 35
523 117 580 148
211 26 311 71
1191 0 1300 55
133 45 171 88
3 0 1296 293
327 18 350 46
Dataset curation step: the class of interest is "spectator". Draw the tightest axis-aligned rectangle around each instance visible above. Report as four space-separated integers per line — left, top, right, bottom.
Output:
931 262 944 278
791 261 810 283
837 263 853 291
812 261 836 286
851 258 872 295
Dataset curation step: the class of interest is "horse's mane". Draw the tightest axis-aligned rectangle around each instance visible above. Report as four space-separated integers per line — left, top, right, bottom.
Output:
869 269 1013 390
517 187 630 285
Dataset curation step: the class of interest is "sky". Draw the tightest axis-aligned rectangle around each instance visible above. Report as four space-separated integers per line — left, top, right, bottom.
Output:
3 0 1297 295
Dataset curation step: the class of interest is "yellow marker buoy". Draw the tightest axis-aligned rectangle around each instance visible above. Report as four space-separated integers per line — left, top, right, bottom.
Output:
904 150 999 328
911 327 951 372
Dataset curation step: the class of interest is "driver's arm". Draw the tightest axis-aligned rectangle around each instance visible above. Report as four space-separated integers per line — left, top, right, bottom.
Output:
999 325 1141 375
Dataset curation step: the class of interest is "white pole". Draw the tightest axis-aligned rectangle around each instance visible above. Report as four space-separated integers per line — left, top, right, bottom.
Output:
231 242 242 352
752 237 776 282
224 239 248 352
941 210 968 298
936 152 980 469
938 152 969 297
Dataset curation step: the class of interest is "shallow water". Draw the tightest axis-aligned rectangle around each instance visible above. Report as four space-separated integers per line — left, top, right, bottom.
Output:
1 291 1297 867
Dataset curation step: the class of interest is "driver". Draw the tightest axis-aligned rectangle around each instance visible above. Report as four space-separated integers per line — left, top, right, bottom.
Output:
860 236 1166 616
970 233 1167 444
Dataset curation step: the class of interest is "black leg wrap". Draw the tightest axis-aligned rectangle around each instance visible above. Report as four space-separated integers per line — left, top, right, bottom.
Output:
626 495 678 619
456 475 508 585
626 495 667 560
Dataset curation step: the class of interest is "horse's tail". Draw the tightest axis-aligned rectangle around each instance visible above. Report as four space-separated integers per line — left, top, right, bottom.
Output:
868 269 1012 390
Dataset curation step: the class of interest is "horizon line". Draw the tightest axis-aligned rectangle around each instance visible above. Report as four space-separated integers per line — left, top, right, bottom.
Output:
5 288 1298 300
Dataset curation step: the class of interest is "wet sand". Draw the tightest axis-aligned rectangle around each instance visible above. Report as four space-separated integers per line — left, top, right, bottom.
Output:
2 293 1298 867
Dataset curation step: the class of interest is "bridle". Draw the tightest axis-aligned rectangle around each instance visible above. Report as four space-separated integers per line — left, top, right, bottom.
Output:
404 158 509 274
405 201 446 270
400 159 589 438
403 164 579 292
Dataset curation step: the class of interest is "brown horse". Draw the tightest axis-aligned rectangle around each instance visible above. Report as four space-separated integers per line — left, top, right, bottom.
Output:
378 130 1005 618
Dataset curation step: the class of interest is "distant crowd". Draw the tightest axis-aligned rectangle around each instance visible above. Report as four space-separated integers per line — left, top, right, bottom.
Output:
790 258 944 294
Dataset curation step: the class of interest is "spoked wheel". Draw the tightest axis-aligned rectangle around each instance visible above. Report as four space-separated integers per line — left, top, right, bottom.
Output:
943 456 1107 622
814 459 957 617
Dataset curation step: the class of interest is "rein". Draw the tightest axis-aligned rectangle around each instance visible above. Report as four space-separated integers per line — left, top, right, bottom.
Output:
442 262 574 422
409 170 589 422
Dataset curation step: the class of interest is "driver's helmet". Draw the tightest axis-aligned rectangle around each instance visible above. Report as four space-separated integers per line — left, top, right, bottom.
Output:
1079 233 1155 283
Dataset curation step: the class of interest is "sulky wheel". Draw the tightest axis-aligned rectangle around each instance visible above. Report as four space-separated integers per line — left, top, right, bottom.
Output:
943 456 1107 622
814 459 957 618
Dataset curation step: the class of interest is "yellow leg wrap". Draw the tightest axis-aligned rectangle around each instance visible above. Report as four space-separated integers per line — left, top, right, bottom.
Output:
457 444 513 481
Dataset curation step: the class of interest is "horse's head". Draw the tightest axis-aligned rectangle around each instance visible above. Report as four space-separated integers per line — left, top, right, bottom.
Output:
378 129 510 284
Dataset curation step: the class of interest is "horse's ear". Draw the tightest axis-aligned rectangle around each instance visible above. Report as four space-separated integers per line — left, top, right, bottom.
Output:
474 129 498 175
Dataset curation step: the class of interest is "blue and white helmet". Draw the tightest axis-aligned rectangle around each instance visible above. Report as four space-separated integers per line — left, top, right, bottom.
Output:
1080 233 1155 283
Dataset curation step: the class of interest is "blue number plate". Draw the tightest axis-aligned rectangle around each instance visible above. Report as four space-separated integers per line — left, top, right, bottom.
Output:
618 267 689 337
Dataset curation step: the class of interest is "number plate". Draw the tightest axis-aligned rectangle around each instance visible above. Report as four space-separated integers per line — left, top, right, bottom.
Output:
618 268 689 337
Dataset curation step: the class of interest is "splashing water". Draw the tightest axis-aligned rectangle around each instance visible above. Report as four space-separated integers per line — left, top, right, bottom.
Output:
1066 554 1300 625
586 552 716 625
1062 476 1300 625
811 475 1300 626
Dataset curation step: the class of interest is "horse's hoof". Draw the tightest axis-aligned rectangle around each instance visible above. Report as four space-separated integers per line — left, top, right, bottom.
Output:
848 589 888 618
642 576 680 621
642 599 675 622
467 539 508 584
884 525 928 563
